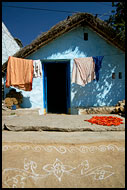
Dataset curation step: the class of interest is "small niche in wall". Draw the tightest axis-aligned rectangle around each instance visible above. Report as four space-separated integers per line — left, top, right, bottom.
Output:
112 73 115 79
119 72 122 79
84 33 88 40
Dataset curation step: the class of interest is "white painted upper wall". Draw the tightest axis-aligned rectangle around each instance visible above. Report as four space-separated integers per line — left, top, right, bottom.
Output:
2 22 21 65
4 26 125 112
27 26 125 108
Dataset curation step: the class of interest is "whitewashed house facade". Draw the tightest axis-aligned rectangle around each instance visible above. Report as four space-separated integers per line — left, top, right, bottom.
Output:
2 13 125 114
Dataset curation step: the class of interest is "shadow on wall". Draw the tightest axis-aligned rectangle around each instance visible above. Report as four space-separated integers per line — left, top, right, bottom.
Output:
71 65 124 108
20 97 32 108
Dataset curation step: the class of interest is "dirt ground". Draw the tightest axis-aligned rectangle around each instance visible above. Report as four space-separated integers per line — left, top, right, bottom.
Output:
2 140 125 188
2 110 125 188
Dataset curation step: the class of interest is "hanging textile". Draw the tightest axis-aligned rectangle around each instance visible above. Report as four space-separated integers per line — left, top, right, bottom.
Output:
33 60 42 78
92 56 104 82
6 56 33 91
72 57 96 86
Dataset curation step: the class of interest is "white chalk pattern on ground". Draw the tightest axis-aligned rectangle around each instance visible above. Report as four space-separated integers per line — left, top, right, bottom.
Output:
2 144 125 154
3 158 114 188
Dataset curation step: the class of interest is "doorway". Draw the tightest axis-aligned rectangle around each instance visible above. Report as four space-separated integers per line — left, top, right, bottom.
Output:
43 60 70 114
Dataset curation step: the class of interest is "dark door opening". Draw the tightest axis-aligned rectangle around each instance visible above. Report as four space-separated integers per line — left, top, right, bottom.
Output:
44 62 69 114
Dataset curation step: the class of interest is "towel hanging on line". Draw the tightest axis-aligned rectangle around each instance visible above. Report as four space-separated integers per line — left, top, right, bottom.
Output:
72 56 104 86
72 57 96 86
93 56 104 82
33 59 42 78
6 56 33 91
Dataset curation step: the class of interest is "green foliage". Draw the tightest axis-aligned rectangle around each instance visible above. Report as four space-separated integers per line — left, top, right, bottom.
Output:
105 2 125 41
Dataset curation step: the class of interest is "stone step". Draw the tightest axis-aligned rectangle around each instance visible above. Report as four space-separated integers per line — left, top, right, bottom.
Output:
2 114 125 132
2 108 40 116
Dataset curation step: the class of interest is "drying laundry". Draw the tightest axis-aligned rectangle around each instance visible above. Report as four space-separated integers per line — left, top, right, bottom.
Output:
33 60 42 78
72 57 96 86
6 56 33 91
93 56 104 82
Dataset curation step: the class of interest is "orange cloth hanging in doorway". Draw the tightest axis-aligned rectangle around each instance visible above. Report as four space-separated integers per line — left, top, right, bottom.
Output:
6 56 33 91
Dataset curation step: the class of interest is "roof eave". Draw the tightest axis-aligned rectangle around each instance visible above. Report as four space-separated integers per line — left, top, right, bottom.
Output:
2 13 125 76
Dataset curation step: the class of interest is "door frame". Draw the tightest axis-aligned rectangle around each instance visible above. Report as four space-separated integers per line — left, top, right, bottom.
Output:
42 59 70 114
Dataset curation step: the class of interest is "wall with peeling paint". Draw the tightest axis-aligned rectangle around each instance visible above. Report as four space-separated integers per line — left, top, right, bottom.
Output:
4 26 125 114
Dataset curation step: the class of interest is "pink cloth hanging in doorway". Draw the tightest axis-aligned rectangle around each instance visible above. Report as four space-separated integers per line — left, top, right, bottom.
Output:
72 57 96 86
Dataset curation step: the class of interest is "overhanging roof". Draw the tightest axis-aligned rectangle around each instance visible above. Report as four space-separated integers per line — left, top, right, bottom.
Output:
2 12 125 76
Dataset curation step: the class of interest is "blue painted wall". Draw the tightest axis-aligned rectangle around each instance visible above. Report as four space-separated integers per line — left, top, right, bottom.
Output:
4 26 125 114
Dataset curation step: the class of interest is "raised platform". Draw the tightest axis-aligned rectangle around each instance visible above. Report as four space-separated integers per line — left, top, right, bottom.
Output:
2 112 125 132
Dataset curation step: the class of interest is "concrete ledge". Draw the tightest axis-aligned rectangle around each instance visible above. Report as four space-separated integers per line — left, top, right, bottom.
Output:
2 114 125 132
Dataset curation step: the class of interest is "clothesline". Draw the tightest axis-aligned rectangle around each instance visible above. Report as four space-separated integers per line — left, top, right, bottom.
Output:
6 54 123 91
